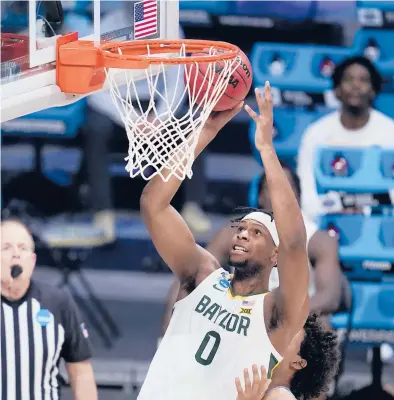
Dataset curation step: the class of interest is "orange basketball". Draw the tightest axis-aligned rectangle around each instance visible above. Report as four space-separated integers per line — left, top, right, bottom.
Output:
184 49 253 111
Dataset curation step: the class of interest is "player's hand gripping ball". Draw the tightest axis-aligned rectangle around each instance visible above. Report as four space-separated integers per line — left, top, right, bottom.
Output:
185 49 253 111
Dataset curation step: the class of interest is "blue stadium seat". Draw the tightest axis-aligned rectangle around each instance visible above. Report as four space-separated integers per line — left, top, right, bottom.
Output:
329 238 394 396
1 99 87 138
248 41 393 181
234 1 356 22
251 39 394 95
314 146 394 195
249 108 330 165
179 1 231 14
1 2 28 30
250 43 352 91
353 29 394 61
314 142 394 383
375 93 394 119
248 173 262 208
318 214 394 279
1 100 87 186
331 281 394 343
353 30 394 86
233 1 316 20
357 0 394 12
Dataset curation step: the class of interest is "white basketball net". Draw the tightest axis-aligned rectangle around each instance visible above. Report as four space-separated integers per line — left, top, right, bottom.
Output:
104 44 241 181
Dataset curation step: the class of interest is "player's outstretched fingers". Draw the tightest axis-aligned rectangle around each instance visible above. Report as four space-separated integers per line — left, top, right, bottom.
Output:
263 81 273 109
258 366 271 394
243 368 252 391
255 82 272 115
255 87 265 115
235 377 244 397
251 364 260 391
244 104 259 121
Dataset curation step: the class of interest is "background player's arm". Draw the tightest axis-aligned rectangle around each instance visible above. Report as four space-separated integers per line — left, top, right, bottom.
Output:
246 84 308 331
308 231 342 314
140 105 243 284
205 223 236 265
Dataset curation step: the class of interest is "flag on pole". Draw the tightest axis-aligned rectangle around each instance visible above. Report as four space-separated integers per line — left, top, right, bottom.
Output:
134 0 158 40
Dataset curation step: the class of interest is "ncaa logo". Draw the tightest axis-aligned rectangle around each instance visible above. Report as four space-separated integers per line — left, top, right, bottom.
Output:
36 309 53 327
219 279 230 289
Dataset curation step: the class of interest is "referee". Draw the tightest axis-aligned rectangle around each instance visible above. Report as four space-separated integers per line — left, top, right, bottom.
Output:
1 218 98 400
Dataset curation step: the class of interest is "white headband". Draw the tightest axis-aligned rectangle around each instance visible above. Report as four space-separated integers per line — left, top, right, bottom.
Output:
241 212 279 246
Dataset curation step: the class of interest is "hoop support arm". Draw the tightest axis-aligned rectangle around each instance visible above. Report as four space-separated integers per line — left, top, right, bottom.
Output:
56 32 106 94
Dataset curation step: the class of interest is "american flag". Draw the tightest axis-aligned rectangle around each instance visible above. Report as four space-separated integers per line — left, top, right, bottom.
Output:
80 323 89 338
242 299 255 307
134 0 158 40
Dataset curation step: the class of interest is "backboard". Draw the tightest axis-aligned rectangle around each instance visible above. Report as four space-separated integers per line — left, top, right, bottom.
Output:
0 0 179 122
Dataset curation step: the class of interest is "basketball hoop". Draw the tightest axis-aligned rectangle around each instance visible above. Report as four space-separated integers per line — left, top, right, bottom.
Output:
56 34 242 180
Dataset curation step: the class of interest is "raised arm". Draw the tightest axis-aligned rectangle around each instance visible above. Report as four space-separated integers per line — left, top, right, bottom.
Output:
245 83 308 330
140 105 243 284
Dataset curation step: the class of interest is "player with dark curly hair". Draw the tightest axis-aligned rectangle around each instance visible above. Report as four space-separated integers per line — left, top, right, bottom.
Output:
331 56 382 99
235 314 341 400
287 313 340 399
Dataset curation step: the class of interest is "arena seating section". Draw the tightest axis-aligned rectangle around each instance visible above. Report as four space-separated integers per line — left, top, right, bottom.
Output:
246 2 394 395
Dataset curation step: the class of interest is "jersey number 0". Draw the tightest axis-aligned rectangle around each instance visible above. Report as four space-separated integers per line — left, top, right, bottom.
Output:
195 331 280 378
195 331 221 366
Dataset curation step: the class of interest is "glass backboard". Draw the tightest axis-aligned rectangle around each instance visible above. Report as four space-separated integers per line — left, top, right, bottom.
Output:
0 0 179 122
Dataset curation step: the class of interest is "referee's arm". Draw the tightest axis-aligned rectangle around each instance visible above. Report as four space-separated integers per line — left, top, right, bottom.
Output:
60 291 98 400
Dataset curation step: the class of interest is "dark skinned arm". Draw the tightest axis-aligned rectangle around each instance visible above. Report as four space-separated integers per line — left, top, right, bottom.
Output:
140 105 243 286
205 224 236 266
245 83 308 346
308 230 342 315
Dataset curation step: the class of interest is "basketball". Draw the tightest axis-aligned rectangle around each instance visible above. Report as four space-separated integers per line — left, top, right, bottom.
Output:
185 49 253 111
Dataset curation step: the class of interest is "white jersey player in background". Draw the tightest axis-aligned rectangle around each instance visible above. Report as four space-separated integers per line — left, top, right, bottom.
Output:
137 82 309 400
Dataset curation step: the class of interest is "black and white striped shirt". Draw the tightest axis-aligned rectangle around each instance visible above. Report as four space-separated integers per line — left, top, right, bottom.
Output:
1 280 92 400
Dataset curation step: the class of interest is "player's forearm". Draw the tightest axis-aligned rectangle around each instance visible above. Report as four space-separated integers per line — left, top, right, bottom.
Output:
259 146 306 249
309 289 341 315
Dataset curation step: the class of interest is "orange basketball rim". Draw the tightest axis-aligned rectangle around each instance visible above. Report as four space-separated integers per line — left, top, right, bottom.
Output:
56 33 243 182
56 32 240 94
